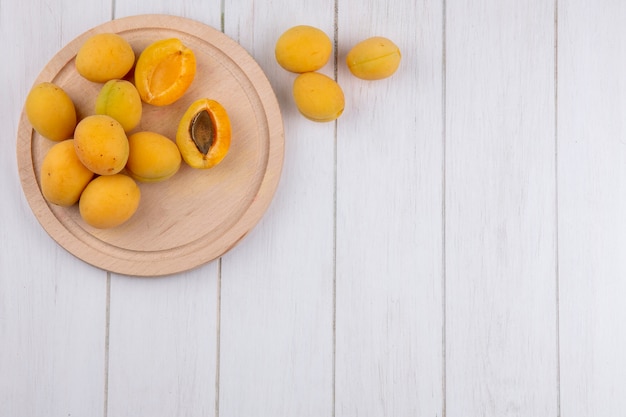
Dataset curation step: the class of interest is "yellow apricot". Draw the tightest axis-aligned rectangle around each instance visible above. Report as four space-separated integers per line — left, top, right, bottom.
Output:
176 98 231 169
79 174 140 229
292 72 344 122
25 82 76 141
75 33 135 83
134 38 196 106
40 140 94 207
275 25 332 73
74 115 129 176
95 79 143 132
346 36 401 80
126 131 181 182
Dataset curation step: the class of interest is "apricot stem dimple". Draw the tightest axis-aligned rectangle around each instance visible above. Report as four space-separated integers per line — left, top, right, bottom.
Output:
190 110 214 155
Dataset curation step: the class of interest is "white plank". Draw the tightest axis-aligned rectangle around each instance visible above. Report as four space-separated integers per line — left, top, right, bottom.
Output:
558 1 626 415
445 0 558 415
217 2 336 416
0 0 110 416
335 0 443 415
105 2 222 417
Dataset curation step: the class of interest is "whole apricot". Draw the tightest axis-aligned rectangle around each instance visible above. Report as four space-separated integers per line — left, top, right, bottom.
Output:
346 36 401 80
134 38 196 106
79 174 140 229
126 131 181 182
275 25 332 73
25 82 76 141
40 140 94 207
75 33 135 83
176 98 231 169
95 80 142 132
74 115 129 176
292 72 344 122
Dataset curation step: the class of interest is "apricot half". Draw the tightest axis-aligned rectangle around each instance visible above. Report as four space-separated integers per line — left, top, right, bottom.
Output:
40 139 94 206
25 82 76 141
126 131 181 182
134 38 196 106
176 98 231 169
74 115 129 176
79 174 140 229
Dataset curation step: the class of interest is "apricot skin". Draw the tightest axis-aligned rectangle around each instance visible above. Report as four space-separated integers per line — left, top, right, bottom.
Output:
75 33 135 83
275 25 332 73
40 140 94 207
292 72 344 122
176 98 231 169
79 174 140 229
126 131 181 182
346 37 401 80
25 82 76 141
95 80 142 132
134 38 196 106
73 115 129 176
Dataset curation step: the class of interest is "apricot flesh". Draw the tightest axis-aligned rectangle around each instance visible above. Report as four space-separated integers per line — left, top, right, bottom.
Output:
75 33 135 83
275 25 332 73
126 131 181 182
73 115 129 176
25 82 76 141
346 36 401 80
40 140 94 207
79 174 140 229
292 72 344 122
95 80 142 132
134 38 196 106
176 98 231 169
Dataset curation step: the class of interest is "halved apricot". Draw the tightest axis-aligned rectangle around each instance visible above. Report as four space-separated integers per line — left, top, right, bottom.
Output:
134 38 196 106
176 98 231 169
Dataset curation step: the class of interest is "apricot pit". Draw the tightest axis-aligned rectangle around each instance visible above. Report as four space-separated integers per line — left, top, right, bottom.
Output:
176 98 231 169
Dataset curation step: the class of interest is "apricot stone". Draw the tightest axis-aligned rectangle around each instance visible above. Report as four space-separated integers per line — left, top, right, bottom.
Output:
346 36 401 80
74 115 129 176
292 72 344 122
79 174 140 229
40 140 94 207
95 79 142 132
75 33 135 83
126 131 181 182
25 82 76 141
134 38 196 106
275 25 332 73
176 98 231 169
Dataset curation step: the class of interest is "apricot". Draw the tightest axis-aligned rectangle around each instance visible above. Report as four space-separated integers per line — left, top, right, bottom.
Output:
95 80 142 132
79 174 140 229
134 38 196 106
75 33 135 83
73 115 129 176
40 140 94 207
126 131 181 182
292 72 344 122
25 82 76 141
346 36 401 80
176 98 231 169
275 25 332 73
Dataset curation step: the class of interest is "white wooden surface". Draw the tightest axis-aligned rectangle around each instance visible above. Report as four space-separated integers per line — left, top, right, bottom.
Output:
2 0 626 416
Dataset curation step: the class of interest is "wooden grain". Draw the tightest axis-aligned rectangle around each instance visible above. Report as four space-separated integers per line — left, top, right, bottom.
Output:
0 1 109 416
335 0 444 415
445 0 558 415
16 14 284 277
558 1 626 415
217 2 336 416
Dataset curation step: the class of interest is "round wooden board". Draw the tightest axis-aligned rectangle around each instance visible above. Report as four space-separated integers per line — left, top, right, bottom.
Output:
16 15 284 277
